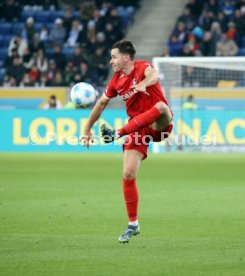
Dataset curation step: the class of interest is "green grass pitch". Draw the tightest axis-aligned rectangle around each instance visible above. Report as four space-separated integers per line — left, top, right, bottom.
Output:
0 153 245 276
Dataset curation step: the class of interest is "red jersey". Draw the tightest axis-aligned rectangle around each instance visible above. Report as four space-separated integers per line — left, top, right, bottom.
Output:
104 60 169 118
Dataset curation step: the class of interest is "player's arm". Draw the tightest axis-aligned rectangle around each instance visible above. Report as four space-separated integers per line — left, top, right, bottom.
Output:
134 67 160 92
85 95 110 129
82 95 110 148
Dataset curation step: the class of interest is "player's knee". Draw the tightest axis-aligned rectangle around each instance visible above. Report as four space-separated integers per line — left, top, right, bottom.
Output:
154 101 169 114
123 169 136 180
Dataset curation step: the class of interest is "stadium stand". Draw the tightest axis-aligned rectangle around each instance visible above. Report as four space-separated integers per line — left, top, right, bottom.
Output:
0 0 142 87
166 0 245 57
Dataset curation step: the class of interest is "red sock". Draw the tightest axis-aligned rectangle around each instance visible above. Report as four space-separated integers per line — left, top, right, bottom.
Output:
118 106 161 137
123 178 138 222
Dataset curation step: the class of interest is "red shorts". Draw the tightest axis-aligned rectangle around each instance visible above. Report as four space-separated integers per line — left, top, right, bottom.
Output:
122 122 173 160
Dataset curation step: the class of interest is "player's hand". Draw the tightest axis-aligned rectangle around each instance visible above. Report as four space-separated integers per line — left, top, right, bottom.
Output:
134 82 150 96
81 128 94 149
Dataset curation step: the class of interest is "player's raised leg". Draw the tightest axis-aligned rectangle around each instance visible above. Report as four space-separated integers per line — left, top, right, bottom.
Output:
101 101 173 143
118 149 143 243
150 102 173 132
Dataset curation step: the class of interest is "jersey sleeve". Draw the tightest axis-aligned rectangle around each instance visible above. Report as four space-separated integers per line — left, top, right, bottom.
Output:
140 61 154 75
104 78 118 99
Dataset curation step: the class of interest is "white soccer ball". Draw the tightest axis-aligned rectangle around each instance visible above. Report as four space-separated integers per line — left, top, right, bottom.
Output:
70 82 96 107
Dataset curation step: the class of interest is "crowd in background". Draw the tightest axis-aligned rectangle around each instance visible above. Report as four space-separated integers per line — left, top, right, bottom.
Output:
0 0 141 88
165 0 245 57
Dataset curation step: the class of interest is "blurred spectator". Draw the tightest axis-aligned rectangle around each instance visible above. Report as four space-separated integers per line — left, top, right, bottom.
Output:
216 11 229 32
83 20 97 48
49 18 66 46
200 31 216 56
172 21 188 44
192 26 204 39
226 21 237 40
63 62 74 85
93 9 107 32
20 72 34 87
50 71 66 86
168 35 183 56
39 73 48 87
235 0 245 11
89 31 107 54
40 26 49 42
107 8 124 32
198 8 214 31
8 34 28 57
62 5 74 39
205 0 219 16
0 0 20 22
79 62 100 85
89 47 109 82
182 94 198 109
29 63 39 84
185 0 203 18
234 9 245 46
216 32 238 56
177 7 196 31
66 20 84 47
46 59 57 84
2 75 17 87
104 22 123 48
51 45 67 71
29 33 45 54
43 95 62 109
22 47 34 69
4 48 19 69
36 48 48 73
185 33 199 55
222 0 234 19
22 17 36 44
181 44 194 56
69 46 88 69
79 1 96 21
7 56 25 85
72 71 82 85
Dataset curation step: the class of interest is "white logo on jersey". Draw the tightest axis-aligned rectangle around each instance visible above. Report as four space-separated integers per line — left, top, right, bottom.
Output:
117 88 124 93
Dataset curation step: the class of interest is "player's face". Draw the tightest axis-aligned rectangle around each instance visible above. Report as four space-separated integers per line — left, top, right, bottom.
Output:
110 48 128 73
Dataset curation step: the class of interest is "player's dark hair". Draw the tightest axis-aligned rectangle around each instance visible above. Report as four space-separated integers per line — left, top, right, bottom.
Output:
112 40 136 60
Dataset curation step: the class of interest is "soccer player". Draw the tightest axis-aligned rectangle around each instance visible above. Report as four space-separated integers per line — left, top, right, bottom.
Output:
82 40 173 243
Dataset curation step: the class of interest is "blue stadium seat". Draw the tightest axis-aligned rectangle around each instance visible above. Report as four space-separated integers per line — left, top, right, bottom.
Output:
0 23 12 35
45 48 54 58
20 11 35 22
0 60 3 68
62 47 73 58
35 11 51 23
0 48 8 60
0 36 3 47
46 23 54 32
2 35 12 47
237 47 245 56
73 11 80 19
50 11 64 22
12 23 24 35
0 71 5 81
242 36 245 47
35 22 43 32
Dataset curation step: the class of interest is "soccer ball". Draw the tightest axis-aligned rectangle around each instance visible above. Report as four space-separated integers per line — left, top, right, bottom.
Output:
70 82 96 107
